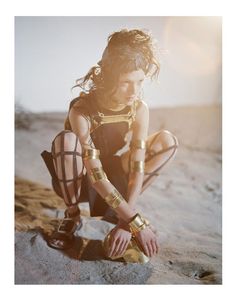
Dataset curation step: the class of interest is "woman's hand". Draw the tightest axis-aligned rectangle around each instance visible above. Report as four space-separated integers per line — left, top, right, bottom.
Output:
134 226 159 257
108 221 132 258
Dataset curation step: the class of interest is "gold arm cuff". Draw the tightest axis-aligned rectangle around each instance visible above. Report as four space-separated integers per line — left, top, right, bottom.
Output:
130 139 146 150
129 213 149 234
104 189 125 209
89 167 108 184
82 148 100 161
130 160 145 173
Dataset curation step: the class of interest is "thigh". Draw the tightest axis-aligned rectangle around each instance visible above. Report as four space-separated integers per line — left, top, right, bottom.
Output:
121 132 161 174
120 130 177 176
144 129 178 177
52 130 84 180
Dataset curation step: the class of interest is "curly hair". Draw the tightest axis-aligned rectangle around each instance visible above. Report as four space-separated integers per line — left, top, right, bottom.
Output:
74 29 160 99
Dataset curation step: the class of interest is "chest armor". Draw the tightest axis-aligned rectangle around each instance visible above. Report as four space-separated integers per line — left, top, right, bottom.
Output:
65 92 139 158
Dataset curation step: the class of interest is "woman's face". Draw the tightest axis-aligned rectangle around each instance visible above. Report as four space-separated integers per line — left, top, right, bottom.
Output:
111 69 145 106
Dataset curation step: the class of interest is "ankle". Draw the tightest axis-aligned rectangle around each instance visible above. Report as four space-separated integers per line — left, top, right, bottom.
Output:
66 205 80 217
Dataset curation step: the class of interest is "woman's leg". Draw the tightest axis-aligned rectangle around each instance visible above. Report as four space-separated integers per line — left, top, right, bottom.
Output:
51 130 84 217
120 129 178 193
142 129 178 192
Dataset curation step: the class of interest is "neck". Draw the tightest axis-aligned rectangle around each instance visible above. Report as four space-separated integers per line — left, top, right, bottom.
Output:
96 93 127 112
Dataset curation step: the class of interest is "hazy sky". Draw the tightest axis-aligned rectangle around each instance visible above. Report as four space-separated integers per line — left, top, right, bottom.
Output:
15 16 222 112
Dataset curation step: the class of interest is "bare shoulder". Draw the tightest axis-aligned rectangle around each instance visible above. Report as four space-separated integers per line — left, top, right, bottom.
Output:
69 103 91 137
134 100 149 125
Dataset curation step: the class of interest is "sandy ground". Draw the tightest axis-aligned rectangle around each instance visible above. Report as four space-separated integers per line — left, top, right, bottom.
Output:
15 105 222 284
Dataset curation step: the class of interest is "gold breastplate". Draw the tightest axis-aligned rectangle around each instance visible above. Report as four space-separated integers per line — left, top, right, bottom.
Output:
90 100 138 133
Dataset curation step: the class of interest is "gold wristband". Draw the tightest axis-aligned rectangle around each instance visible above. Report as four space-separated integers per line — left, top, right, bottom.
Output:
89 167 108 184
130 160 145 173
83 148 100 161
129 213 149 234
104 189 125 209
130 139 146 150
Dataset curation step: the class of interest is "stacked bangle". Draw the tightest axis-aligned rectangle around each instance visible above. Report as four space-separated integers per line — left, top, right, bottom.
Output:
130 160 145 173
130 139 146 150
89 167 108 184
104 189 125 209
83 148 100 160
129 213 150 234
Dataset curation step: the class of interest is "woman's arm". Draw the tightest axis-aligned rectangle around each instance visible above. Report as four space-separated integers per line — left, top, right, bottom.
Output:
126 100 149 209
69 106 136 223
69 104 158 258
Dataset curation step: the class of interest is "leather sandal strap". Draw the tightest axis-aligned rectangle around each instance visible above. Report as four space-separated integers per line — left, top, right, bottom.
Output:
52 132 84 207
64 207 81 218
143 143 178 186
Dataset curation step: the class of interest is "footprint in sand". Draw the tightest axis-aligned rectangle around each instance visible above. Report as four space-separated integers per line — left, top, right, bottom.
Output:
169 261 219 284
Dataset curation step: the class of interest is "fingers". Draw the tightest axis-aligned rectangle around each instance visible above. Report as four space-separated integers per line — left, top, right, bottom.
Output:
142 240 158 257
136 229 159 258
113 239 127 257
108 236 131 258
108 237 118 258
109 238 125 258
150 239 158 255
146 242 153 257
120 240 130 256
155 238 159 254
138 240 150 257
107 227 159 259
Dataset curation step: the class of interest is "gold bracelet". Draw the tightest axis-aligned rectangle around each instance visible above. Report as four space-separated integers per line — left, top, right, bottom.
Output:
130 139 146 150
82 148 100 161
129 213 149 234
104 189 125 209
89 167 108 184
130 160 145 173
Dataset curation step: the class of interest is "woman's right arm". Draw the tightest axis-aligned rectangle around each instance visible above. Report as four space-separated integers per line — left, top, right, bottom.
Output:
69 107 136 220
69 107 159 257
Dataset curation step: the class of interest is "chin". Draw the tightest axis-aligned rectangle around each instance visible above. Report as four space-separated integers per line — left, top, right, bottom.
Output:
127 101 134 105
125 97 136 103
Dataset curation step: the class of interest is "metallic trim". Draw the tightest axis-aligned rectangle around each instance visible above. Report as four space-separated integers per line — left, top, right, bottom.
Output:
82 148 100 160
89 167 108 184
129 213 149 234
130 160 145 173
130 139 146 150
104 189 125 209
90 100 138 133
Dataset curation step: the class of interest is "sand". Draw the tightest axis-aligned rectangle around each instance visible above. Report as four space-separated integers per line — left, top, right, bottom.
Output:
15 105 222 284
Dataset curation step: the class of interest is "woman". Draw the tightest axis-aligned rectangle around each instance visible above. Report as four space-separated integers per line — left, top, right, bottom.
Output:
41 29 178 262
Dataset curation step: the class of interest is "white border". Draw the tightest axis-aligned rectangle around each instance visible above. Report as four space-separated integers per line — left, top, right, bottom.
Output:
1 0 234 305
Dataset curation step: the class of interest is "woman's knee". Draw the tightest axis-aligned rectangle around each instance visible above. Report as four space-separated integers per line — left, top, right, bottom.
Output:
158 129 179 149
52 130 82 153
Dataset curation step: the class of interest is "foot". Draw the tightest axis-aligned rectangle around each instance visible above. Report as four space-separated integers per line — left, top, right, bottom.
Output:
66 206 82 226
47 206 82 250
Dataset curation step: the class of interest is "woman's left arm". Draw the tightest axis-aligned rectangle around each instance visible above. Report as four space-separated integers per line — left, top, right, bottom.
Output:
108 101 149 258
126 101 149 209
